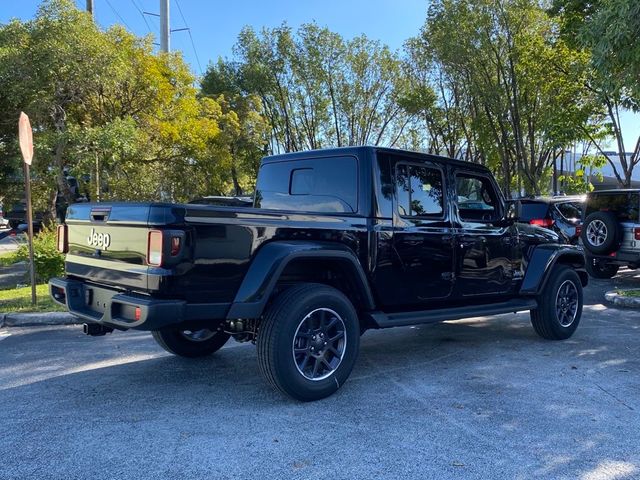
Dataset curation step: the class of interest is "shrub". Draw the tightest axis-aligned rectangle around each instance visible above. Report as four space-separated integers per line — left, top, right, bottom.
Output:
15 224 65 283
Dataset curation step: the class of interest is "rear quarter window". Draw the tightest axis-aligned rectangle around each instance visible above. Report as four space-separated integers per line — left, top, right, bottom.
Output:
255 156 358 213
585 193 640 222
519 202 550 222
555 201 583 224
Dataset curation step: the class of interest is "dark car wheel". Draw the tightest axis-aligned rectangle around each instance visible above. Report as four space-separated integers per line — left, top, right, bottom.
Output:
151 328 230 357
530 265 583 340
581 211 620 255
585 258 619 279
257 283 360 402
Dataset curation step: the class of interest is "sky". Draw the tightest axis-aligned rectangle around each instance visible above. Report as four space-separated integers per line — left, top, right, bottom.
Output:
1 0 637 152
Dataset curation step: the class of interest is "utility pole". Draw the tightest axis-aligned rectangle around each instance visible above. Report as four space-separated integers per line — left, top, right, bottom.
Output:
160 0 170 52
86 0 94 16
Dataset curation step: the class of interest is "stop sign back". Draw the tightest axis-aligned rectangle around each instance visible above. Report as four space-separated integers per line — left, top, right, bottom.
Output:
18 112 34 165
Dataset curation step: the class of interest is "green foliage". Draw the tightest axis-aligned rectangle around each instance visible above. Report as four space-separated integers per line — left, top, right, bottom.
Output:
15 225 64 283
559 154 607 194
412 0 599 195
0 0 254 204
0 251 20 267
551 0 640 187
0 0 626 201
203 22 411 152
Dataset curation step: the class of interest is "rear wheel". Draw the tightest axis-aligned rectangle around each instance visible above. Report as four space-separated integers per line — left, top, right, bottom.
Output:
530 265 583 340
257 283 360 401
151 328 230 358
585 258 619 279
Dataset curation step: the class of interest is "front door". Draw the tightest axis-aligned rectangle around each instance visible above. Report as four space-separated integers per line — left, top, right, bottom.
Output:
391 159 455 307
453 170 516 297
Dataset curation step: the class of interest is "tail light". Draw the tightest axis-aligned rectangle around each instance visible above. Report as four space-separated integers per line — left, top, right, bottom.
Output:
56 224 68 253
147 230 163 266
634 227 640 241
170 236 181 256
575 225 582 237
147 230 184 266
529 218 554 228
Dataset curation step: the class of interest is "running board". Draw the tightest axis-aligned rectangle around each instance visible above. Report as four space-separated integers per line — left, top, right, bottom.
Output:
367 298 538 329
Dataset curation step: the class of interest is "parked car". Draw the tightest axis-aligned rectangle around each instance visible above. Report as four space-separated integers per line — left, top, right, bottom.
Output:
0 203 8 228
6 173 89 230
580 189 640 278
5 200 45 230
50 146 587 401
518 196 584 244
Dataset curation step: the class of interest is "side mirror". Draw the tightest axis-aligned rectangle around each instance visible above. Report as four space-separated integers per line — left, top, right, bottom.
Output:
504 199 522 222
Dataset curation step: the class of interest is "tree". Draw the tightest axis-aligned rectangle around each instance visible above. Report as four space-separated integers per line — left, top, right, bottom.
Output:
551 0 640 187
412 0 598 195
0 0 242 209
203 23 412 154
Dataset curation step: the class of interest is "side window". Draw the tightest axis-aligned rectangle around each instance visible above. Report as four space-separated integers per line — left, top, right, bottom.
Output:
255 156 358 213
556 202 582 224
396 164 444 217
455 173 499 222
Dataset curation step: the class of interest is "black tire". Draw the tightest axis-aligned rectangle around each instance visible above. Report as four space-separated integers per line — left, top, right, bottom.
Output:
257 283 360 402
581 211 620 255
530 265 583 340
585 257 619 279
151 328 230 358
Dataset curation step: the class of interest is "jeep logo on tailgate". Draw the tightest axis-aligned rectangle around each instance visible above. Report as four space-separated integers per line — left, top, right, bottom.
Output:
87 228 111 250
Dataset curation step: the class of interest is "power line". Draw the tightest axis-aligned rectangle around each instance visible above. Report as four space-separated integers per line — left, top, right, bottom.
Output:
129 0 152 33
174 0 203 75
103 0 131 30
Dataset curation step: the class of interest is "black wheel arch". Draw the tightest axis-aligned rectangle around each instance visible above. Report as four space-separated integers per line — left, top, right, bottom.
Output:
520 245 588 296
226 241 376 320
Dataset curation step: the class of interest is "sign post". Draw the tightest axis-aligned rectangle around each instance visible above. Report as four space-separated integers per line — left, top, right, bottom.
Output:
18 112 36 306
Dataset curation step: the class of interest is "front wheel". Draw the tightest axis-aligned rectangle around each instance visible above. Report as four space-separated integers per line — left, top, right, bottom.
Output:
257 283 360 401
151 328 230 357
530 265 583 340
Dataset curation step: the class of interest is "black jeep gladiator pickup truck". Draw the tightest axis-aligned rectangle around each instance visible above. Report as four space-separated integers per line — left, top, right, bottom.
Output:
50 147 587 401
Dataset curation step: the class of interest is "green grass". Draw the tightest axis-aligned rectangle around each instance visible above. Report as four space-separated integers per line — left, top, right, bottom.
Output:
616 289 640 298
0 283 65 314
0 251 19 267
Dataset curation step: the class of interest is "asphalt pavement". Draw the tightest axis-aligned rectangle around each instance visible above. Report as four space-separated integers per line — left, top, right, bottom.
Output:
1 271 639 479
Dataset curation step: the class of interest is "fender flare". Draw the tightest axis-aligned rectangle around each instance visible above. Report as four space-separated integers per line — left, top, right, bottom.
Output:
226 241 376 319
519 244 588 296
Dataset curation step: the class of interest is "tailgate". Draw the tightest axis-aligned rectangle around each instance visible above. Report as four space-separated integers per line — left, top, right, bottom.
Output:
64 203 184 293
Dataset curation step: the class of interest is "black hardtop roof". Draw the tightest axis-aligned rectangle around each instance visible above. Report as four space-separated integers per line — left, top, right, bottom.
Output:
589 189 640 195
262 146 492 174
520 195 585 204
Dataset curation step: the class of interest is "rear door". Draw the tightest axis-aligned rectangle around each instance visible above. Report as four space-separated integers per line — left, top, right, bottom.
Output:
452 170 516 297
390 157 455 306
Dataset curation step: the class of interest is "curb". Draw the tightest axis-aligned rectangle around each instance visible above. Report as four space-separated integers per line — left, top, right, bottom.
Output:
604 290 640 309
0 312 81 328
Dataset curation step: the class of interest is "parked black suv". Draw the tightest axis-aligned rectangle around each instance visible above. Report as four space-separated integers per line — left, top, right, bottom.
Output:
50 147 587 401
581 189 640 278
519 196 584 244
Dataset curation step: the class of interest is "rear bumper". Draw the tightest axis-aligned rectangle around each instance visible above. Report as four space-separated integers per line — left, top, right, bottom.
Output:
49 277 230 331
588 250 640 266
